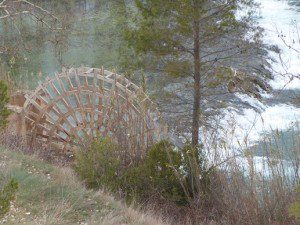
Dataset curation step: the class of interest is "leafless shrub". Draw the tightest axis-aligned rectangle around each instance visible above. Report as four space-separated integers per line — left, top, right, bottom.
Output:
170 124 300 225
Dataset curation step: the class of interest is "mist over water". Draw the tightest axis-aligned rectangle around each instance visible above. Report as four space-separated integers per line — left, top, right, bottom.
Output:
224 0 300 148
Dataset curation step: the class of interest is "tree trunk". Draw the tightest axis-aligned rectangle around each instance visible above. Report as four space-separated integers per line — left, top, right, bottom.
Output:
192 20 201 148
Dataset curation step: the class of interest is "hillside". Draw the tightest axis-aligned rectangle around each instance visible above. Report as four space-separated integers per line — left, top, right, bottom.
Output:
0 148 166 225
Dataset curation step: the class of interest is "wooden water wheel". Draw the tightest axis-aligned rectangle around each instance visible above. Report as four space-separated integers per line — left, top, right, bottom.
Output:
22 67 165 153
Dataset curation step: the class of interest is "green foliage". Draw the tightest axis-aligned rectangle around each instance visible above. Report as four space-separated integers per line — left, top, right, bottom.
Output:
74 137 122 191
75 138 187 204
0 178 18 219
125 0 254 70
181 144 212 198
74 138 217 206
290 186 300 221
123 0 260 146
164 60 193 77
121 140 186 204
0 80 10 129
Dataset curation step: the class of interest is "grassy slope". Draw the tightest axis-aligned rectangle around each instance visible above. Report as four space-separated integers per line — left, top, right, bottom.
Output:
0 147 165 225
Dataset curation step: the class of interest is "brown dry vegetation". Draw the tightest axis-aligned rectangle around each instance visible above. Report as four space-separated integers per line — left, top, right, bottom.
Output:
0 116 299 225
72 135 299 225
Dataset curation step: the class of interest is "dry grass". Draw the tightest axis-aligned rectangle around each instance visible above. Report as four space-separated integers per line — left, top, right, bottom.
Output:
184 126 300 225
0 147 167 225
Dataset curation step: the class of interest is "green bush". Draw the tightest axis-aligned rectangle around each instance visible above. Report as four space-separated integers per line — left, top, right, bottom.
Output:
0 178 18 219
181 144 212 199
74 137 122 191
290 186 300 221
74 138 188 204
121 140 186 204
0 80 10 129
74 138 215 206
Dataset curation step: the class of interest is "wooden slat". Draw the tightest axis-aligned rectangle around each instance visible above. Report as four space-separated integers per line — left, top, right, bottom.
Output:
22 66 164 153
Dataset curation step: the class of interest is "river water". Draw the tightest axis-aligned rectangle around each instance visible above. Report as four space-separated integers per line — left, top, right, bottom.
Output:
215 0 300 176
222 0 300 149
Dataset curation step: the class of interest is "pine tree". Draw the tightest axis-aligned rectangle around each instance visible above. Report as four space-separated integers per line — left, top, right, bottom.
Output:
124 0 265 147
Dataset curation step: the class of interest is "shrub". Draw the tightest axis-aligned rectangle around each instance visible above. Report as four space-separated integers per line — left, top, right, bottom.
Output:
0 178 18 219
74 137 122 191
121 140 186 204
0 80 10 129
74 138 189 204
181 144 213 200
